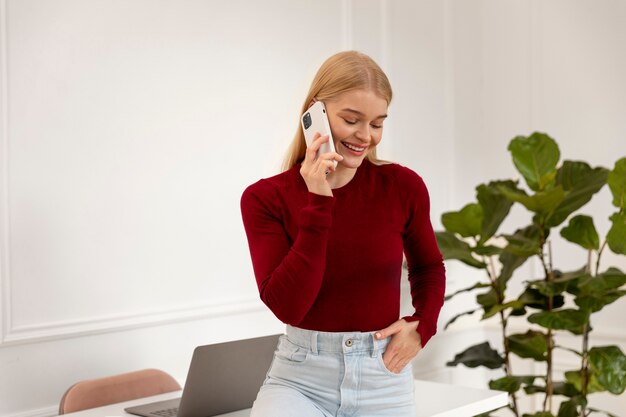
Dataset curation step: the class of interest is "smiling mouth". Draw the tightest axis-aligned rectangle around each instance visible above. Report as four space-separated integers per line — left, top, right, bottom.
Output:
342 142 367 153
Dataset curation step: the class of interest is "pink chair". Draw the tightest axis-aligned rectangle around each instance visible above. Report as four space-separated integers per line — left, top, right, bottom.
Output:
59 368 181 414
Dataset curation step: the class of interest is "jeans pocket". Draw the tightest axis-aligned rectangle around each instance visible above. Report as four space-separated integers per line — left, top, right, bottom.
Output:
274 335 309 365
375 352 412 377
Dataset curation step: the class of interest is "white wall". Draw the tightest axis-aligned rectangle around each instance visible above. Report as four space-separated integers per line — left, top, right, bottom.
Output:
410 1 626 415
1 1 625 416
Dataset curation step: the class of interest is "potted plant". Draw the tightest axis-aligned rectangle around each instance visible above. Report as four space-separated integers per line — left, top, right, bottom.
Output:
436 132 626 417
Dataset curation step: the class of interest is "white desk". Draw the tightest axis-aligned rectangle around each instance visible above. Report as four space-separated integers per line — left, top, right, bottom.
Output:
63 379 507 417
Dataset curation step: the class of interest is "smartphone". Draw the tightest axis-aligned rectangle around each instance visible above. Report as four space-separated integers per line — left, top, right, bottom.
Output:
301 101 337 167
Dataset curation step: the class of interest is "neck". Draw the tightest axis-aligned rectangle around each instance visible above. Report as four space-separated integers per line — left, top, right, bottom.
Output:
327 164 360 189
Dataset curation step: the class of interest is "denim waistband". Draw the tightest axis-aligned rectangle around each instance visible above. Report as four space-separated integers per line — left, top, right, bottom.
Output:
285 325 390 357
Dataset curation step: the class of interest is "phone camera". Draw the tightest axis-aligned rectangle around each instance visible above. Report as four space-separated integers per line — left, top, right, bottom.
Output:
303 112 312 129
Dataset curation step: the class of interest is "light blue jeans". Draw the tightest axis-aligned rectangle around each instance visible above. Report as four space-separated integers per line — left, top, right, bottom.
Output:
250 325 417 417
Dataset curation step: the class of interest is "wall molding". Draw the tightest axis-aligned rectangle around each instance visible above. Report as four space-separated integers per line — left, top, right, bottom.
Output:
2 405 58 417
0 0 10 346
1 296 265 347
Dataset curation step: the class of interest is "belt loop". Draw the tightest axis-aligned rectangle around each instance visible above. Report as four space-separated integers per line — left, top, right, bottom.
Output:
370 333 377 358
310 331 319 355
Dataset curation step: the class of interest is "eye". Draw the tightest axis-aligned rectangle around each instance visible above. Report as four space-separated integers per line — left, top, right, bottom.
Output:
371 124 383 129
343 118 357 125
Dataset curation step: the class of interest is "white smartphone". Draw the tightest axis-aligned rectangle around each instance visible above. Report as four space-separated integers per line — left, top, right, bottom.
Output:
301 101 337 167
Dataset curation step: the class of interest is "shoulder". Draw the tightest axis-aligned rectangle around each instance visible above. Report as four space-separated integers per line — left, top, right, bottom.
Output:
241 166 303 208
372 162 427 193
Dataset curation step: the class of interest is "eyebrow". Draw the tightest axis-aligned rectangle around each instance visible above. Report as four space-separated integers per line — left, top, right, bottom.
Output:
340 108 388 119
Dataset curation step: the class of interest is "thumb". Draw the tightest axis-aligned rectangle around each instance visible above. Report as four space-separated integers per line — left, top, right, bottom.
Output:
374 319 404 340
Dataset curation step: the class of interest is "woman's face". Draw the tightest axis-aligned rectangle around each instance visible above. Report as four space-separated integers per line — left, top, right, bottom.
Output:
324 89 388 170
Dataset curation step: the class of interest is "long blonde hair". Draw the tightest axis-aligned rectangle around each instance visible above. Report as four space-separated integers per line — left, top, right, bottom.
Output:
282 51 393 171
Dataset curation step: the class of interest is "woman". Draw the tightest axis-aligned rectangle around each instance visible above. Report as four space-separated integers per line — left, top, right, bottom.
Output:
240 51 445 417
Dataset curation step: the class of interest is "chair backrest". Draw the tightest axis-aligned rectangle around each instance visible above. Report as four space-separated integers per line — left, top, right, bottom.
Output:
59 368 182 414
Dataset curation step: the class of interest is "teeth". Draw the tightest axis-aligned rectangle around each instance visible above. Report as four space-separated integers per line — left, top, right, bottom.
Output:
343 142 365 152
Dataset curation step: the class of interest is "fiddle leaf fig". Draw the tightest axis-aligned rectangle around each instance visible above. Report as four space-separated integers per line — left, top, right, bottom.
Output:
508 330 548 361
489 375 536 393
444 308 480 330
607 157 626 209
502 225 543 257
435 231 486 268
476 180 516 244
607 212 626 255
508 132 560 192
435 133 626 416
560 215 599 251
446 342 504 369
442 203 483 238
498 185 566 217
445 282 491 301
573 269 626 312
528 309 588 335
588 346 626 394
565 370 606 394
518 287 564 310
547 161 608 227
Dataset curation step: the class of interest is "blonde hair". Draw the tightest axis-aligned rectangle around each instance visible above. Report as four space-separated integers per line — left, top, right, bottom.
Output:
282 51 393 171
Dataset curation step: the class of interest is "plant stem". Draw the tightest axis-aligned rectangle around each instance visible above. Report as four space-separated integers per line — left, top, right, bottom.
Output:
499 309 520 417
486 254 519 417
539 237 554 413
595 240 607 276
579 322 590 417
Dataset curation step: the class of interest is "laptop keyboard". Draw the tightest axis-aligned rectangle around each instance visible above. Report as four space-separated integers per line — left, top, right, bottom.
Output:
150 408 178 417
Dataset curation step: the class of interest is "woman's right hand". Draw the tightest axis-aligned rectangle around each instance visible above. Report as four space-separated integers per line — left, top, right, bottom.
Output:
300 133 343 197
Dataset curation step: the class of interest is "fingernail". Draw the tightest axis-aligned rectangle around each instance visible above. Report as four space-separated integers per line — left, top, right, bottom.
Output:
375 332 382 339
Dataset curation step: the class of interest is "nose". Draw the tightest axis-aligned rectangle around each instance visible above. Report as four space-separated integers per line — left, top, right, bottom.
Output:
354 125 371 143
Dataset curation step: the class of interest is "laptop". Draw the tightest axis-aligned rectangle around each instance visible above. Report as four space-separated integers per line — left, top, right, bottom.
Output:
125 334 281 417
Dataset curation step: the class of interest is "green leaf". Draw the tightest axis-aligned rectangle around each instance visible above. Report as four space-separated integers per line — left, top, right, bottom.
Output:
435 231 486 268
446 342 504 369
476 180 516 244
527 278 571 298
498 249 528 287
445 282 491 301
607 157 626 209
577 268 626 294
589 346 626 394
442 203 483 238
560 215 600 250
489 375 536 393
476 289 499 308
444 308 480 330
564 370 606 394
498 184 566 217
607 212 626 255
575 290 626 313
527 309 588 335
524 382 579 397
557 400 578 417
502 225 543 257
508 330 548 361
508 132 560 192
482 300 525 320
473 245 503 256
574 268 626 312
518 287 565 310
547 161 609 227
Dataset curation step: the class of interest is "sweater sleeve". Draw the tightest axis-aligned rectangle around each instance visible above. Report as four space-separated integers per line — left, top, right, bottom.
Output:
240 182 334 325
399 170 446 347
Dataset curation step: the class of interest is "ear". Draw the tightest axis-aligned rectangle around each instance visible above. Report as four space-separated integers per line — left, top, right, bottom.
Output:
307 98 318 109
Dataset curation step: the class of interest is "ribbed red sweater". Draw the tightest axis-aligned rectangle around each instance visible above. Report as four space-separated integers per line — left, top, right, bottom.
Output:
240 159 446 347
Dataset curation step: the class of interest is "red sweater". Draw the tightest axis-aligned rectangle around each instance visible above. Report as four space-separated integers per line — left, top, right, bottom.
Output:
240 159 446 347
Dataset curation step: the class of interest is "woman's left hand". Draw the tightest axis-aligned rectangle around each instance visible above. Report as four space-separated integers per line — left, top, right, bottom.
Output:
375 318 422 374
